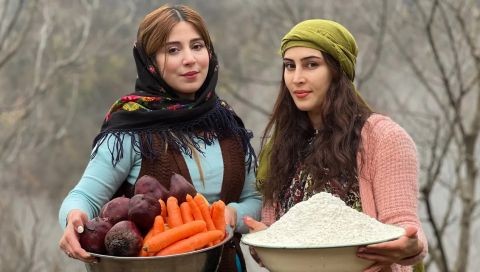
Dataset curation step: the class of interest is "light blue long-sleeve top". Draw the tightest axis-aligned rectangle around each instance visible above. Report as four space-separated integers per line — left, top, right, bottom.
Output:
58 134 261 234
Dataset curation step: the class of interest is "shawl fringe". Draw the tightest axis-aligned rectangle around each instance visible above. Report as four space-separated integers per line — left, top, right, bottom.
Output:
91 101 256 171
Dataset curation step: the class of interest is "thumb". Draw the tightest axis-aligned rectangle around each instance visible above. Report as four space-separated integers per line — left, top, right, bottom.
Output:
68 210 88 234
243 216 267 233
404 226 418 239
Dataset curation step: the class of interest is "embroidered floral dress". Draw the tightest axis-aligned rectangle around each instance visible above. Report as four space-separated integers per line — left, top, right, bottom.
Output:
276 134 361 219
276 163 362 220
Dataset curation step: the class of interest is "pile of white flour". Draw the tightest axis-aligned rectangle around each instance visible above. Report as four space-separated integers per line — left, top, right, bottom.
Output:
243 192 405 247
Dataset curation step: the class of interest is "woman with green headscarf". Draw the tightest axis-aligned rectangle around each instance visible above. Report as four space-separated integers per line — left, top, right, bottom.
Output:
243 19 427 272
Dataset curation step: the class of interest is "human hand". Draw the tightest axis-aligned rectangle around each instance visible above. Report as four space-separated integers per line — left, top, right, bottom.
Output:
357 226 423 272
243 216 268 267
58 209 97 263
243 216 267 233
224 205 237 230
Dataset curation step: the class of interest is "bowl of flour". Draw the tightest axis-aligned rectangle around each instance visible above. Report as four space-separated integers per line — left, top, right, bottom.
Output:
241 192 405 272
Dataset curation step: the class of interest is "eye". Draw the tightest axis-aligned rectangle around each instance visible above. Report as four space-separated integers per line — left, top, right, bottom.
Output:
192 42 205 51
284 62 295 71
166 46 180 54
305 61 319 69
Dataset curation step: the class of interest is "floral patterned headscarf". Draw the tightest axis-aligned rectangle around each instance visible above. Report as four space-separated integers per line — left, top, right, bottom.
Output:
92 42 255 168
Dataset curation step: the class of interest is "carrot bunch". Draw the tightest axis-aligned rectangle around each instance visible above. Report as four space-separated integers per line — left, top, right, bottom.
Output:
139 193 227 257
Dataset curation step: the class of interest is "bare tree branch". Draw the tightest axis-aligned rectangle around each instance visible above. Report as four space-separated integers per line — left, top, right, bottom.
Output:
0 0 97 162
220 82 270 116
0 0 24 49
357 0 388 89
0 0 38 70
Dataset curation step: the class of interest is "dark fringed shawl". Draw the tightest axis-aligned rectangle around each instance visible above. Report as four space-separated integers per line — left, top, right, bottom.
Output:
91 42 255 169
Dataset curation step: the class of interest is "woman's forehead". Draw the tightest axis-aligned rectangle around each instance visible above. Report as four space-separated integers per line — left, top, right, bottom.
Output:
166 21 202 43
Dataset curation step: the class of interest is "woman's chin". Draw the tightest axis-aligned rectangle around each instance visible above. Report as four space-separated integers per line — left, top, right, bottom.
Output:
294 103 313 112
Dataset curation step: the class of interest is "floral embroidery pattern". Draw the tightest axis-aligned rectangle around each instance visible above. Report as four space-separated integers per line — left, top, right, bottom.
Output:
277 163 361 220
105 95 189 121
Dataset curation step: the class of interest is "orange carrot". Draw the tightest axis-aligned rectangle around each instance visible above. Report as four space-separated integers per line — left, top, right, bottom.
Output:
186 194 204 221
158 199 167 219
211 200 226 240
143 220 207 253
180 201 194 223
141 215 165 255
194 193 216 231
143 229 154 243
138 248 150 257
167 196 183 228
156 230 224 256
152 215 165 234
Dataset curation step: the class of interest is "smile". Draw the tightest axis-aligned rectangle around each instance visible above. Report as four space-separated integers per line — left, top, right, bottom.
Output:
293 90 311 99
181 71 199 79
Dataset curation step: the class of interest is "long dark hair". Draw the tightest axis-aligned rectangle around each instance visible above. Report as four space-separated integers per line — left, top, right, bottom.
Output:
261 52 372 205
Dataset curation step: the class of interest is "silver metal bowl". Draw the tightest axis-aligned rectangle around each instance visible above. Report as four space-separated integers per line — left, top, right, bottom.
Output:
85 227 233 272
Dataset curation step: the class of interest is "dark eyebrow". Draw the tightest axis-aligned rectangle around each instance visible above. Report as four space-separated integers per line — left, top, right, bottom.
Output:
164 38 204 46
283 56 323 62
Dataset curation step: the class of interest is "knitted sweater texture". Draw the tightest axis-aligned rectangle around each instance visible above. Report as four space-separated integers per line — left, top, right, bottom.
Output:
261 114 427 272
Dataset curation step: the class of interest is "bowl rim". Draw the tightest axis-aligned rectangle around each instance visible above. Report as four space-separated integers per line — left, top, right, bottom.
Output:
241 230 404 249
89 226 233 260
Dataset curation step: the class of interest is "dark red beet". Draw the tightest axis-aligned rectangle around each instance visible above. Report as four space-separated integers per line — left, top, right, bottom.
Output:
79 217 112 254
134 175 169 201
128 194 161 233
100 196 130 225
169 173 197 203
104 220 143 257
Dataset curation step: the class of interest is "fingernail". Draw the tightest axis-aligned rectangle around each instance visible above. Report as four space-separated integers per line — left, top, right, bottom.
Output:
77 226 84 233
243 216 251 221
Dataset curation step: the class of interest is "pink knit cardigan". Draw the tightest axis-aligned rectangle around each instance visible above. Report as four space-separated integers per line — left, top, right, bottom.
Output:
261 114 428 272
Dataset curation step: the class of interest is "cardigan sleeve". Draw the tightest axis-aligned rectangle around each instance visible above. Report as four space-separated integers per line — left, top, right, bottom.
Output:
368 117 428 266
227 166 262 234
260 203 276 226
58 134 141 228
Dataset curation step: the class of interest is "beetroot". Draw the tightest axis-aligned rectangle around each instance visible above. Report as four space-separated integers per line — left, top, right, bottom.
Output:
169 173 197 203
134 175 169 201
100 196 130 225
79 217 112 254
104 220 143 257
128 194 161 233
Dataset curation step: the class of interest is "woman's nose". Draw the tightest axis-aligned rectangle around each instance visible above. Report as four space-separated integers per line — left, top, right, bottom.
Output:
292 69 305 84
182 49 196 65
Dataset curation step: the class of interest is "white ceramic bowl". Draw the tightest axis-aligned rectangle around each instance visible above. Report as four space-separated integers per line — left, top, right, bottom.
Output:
241 234 402 272
247 245 372 272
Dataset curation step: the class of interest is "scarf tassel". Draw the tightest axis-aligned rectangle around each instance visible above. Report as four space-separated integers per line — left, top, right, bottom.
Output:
91 102 256 171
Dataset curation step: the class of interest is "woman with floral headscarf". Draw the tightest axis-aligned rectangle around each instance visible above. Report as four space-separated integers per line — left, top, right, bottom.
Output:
58 5 260 271
244 19 427 272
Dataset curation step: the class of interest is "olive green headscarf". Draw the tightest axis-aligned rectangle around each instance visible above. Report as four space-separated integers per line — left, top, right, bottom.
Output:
280 19 358 81
257 19 364 188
